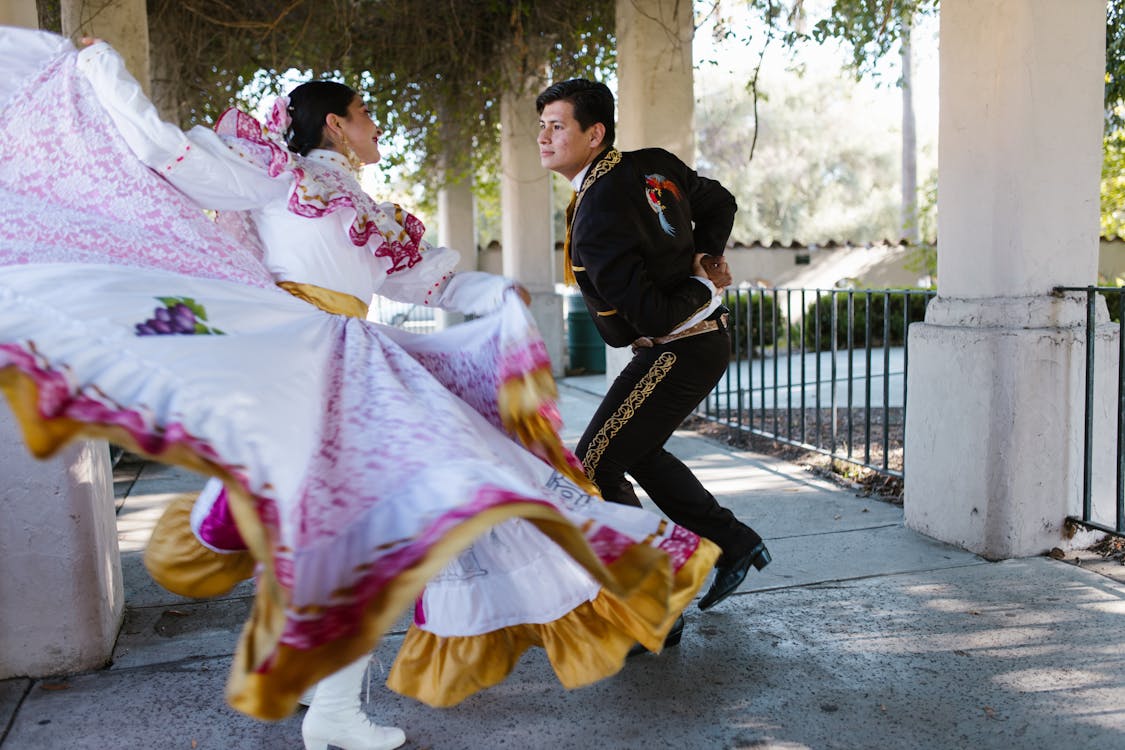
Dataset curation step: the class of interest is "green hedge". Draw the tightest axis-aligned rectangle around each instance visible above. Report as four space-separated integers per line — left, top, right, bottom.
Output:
800 290 933 351
1101 290 1125 323
724 290 790 358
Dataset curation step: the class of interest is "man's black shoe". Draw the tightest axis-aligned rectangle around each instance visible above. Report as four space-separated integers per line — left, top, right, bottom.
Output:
627 614 685 657
697 541 772 611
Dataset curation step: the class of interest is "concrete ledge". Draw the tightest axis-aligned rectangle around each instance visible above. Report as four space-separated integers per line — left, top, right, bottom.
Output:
1 413 122 678
904 320 1109 559
923 292 1100 329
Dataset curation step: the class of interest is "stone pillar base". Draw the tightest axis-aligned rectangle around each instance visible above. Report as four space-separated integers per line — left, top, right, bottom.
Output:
0 411 122 677
528 291 564 378
605 345 632 386
904 303 1118 559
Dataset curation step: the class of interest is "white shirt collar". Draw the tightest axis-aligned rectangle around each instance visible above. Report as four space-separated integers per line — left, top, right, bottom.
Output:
571 163 592 192
306 148 354 173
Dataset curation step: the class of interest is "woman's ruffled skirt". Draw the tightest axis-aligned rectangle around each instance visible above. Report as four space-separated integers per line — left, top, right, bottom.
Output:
0 264 717 719
0 30 718 721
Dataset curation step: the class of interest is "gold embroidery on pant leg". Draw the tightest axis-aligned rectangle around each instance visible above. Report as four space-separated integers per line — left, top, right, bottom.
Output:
583 352 677 479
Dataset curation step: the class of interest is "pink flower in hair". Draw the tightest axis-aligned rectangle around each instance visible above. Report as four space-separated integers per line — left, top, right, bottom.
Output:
264 95 292 139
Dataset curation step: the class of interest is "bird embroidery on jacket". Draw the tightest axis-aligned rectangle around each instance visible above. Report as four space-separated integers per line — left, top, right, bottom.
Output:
644 173 682 237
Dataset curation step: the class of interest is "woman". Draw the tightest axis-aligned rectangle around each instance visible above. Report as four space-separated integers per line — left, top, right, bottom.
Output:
0 28 718 750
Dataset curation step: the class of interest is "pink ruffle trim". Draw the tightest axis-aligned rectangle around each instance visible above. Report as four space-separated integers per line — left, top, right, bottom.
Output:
212 107 424 274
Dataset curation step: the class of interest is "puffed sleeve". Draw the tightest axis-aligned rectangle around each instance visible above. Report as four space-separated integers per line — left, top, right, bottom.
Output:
375 240 516 316
76 42 289 210
435 270 518 315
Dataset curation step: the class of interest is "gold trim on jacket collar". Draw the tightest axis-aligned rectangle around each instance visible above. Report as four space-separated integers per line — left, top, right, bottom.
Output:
578 148 621 198
563 149 622 286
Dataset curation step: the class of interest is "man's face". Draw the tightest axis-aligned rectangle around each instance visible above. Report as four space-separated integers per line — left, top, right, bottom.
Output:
537 100 603 181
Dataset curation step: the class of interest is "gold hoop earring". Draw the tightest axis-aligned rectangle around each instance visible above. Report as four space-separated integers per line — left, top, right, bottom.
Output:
337 131 364 173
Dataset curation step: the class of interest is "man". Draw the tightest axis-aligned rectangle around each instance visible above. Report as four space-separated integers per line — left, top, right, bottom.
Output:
536 79 771 636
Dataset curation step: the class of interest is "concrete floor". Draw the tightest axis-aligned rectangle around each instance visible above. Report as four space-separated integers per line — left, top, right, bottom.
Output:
2 380 1125 749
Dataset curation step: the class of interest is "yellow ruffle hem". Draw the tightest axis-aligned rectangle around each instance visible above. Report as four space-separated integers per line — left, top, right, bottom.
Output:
497 365 600 494
1 283 723 718
143 493 256 599
388 533 719 707
2 363 720 720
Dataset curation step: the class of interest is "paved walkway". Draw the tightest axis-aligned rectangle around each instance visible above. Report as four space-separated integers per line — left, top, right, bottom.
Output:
3 377 1125 749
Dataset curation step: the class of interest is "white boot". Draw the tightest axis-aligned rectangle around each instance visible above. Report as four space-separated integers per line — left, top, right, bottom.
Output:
301 656 406 750
297 683 317 707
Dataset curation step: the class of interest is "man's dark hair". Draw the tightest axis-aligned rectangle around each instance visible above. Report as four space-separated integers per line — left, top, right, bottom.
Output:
536 78 615 148
286 80 358 156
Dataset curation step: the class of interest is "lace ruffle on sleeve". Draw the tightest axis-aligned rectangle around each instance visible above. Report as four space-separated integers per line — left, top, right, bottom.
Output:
76 41 289 211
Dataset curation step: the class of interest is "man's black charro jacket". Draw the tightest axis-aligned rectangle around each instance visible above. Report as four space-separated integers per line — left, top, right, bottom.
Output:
567 146 736 348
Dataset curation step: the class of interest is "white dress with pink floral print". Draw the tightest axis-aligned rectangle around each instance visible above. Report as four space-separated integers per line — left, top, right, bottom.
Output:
0 28 718 719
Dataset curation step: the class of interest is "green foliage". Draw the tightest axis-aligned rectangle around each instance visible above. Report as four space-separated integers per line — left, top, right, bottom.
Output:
1094 275 1125 323
725 290 790 358
1104 129 1125 239
472 145 504 248
1109 0 1125 130
775 0 1123 130
35 0 61 33
697 58 905 243
147 0 616 188
1104 290 1124 324
733 0 1123 251
696 1 941 244
725 287 934 357
800 289 932 351
804 0 939 81
903 172 937 281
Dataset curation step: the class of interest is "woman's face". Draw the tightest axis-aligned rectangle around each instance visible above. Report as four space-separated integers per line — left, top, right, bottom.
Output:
329 96 383 165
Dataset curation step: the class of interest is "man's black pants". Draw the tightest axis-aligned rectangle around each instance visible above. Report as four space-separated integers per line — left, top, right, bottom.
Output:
575 322 761 561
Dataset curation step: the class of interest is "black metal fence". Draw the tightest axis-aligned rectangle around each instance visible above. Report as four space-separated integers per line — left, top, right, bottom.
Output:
369 298 437 333
697 287 936 479
1057 285 1125 537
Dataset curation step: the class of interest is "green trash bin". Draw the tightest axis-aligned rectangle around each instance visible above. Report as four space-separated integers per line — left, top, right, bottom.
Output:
565 293 606 373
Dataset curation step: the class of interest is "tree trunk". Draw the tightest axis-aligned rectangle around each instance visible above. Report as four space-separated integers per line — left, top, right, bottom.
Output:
36 0 61 32
900 14 918 244
148 2 188 126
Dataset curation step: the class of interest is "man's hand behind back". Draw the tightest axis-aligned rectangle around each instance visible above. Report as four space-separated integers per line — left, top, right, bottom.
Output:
695 253 732 291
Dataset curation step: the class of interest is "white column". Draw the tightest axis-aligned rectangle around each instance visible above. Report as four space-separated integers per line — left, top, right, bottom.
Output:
605 0 695 379
904 0 1108 558
0 0 130 678
61 0 150 92
501 81 564 375
0 0 36 27
438 179 475 270
435 166 476 330
616 0 695 155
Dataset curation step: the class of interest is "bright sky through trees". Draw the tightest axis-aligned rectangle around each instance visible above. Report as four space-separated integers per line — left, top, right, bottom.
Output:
692 2 940 243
